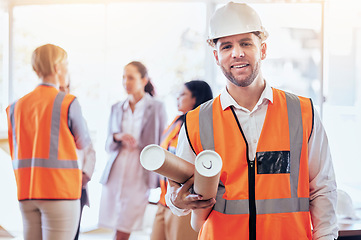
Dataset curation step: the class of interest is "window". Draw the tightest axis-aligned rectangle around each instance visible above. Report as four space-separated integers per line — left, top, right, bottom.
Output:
322 0 361 201
11 2 207 228
214 3 323 106
5 0 361 229
0 8 8 133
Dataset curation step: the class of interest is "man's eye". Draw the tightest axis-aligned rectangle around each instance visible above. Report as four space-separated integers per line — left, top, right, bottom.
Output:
241 43 252 47
222 45 231 50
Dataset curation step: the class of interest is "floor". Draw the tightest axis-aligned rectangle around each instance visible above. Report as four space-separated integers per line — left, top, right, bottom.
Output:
0 227 151 240
0 147 156 240
0 204 157 240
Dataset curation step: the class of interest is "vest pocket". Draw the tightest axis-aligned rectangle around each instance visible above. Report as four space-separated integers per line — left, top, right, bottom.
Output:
256 151 290 174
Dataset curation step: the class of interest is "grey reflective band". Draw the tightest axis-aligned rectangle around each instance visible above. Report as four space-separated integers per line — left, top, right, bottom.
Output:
9 102 18 160
12 92 78 170
285 92 303 198
198 92 309 215
49 92 65 161
213 180 250 214
12 158 78 169
198 100 215 150
256 197 309 214
214 181 309 215
160 119 181 144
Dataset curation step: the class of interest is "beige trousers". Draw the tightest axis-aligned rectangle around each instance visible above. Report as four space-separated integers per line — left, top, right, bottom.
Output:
150 204 199 240
19 200 80 240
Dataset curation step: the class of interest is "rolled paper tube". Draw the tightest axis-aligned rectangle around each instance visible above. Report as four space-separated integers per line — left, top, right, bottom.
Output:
140 144 194 184
191 150 223 232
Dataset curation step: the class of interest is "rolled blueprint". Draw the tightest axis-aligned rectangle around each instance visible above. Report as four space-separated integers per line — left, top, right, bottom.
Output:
191 150 223 232
140 144 194 184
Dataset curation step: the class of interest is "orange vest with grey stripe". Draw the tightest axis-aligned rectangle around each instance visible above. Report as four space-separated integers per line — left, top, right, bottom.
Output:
185 88 314 240
6 85 81 201
158 115 184 206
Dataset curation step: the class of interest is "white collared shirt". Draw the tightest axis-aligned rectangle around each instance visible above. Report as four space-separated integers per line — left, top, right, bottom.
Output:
165 81 338 240
121 94 149 142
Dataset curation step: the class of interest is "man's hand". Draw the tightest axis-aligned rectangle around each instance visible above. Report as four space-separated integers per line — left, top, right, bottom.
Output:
168 176 216 210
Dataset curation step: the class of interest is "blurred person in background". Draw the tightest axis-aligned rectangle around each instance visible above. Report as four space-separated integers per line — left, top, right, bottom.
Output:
98 61 167 240
150 80 213 240
58 77 96 240
6 44 93 240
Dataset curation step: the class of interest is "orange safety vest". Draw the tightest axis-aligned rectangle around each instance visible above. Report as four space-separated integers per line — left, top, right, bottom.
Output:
185 88 314 240
6 85 81 201
158 115 184 206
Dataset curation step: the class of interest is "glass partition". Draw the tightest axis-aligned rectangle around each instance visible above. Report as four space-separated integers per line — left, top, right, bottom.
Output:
11 2 207 228
214 3 323 107
322 0 361 202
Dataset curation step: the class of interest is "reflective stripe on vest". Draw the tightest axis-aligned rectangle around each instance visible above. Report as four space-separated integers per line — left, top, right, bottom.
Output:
9 102 18 161
9 92 78 170
197 91 309 215
159 116 184 206
160 116 183 153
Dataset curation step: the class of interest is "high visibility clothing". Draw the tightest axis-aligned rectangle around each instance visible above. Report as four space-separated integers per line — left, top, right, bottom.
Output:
6 85 81 201
185 88 314 240
159 116 184 206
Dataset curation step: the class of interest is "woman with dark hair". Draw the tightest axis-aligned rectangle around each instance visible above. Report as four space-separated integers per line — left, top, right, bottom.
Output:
150 80 213 240
98 61 167 240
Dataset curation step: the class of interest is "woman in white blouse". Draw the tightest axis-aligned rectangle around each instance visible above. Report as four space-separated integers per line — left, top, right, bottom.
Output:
98 61 167 240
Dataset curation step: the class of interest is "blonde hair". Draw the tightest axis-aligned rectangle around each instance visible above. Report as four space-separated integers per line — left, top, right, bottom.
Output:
31 44 67 78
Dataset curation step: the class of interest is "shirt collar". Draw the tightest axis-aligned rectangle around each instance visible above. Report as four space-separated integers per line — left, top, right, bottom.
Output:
123 93 150 111
39 82 57 88
220 80 273 112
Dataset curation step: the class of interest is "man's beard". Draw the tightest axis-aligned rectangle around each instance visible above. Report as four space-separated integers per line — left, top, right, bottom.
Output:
221 61 261 87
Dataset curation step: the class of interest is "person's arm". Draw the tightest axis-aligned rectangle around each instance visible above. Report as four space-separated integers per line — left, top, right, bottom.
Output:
68 98 96 186
68 98 91 149
105 104 122 152
165 125 216 216
79 142 96 187
308 110 338 240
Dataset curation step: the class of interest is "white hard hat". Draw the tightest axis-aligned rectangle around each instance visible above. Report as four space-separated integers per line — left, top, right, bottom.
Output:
207 2 268 47
336 189 360 220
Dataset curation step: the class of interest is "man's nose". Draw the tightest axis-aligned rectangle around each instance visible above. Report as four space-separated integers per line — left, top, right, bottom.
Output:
232 46 245 58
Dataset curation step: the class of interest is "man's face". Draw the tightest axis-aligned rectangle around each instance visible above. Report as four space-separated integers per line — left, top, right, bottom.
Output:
213 33 267 88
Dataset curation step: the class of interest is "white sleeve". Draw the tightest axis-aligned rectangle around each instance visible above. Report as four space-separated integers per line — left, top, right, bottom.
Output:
165 125 196 216
80 142 96 179
308 110 338 240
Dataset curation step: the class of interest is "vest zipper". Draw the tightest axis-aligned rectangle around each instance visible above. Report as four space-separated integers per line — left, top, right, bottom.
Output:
248 159 256 240
230 108 257 240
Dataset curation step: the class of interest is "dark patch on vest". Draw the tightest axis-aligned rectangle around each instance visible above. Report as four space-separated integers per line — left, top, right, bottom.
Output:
256 151 290 174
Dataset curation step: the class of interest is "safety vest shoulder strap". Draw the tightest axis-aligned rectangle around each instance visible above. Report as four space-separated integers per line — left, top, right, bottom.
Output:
186 90 313 153
185 97 217 154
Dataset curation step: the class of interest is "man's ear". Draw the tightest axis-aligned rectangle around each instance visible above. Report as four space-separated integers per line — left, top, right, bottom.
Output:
213 50 220 66
260 42 267 60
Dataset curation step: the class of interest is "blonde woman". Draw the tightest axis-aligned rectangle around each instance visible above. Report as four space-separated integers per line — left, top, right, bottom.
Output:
6 44 93 240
